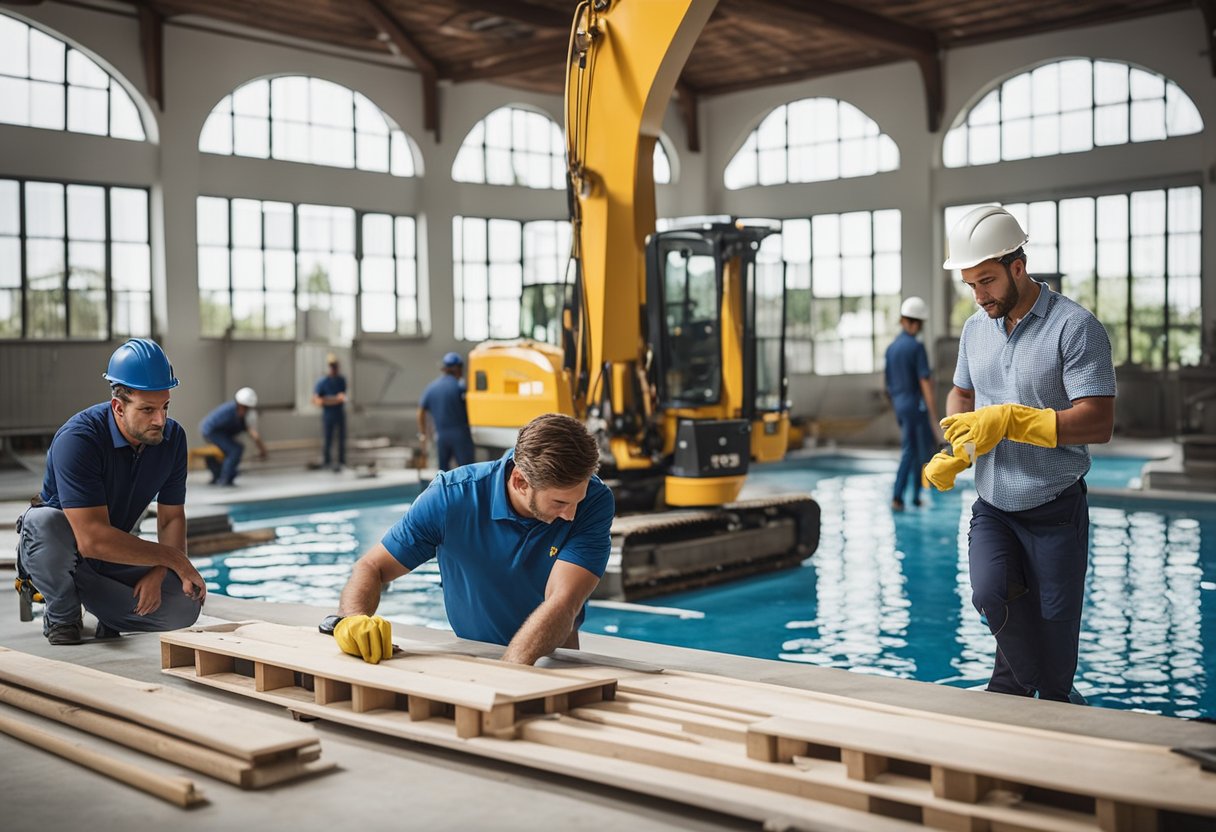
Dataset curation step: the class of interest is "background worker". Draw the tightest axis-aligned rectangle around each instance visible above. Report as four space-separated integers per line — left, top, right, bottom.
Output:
320 413 614 666
417 351 475 471
884 296 941 511
312 353 347 472
924 205 1115 703
16 338 206 645
199 387 267 487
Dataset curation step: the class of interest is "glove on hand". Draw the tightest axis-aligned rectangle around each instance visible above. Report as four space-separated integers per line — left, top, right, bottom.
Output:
941 403 1057 462
922 451 971 492
334 614 393 664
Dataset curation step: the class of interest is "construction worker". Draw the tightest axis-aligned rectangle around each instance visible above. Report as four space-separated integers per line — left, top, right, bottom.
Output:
199 387 268 486
884 296 941 511
320 413 614 666
312 353 347 472
924 206 1115 703
16 339 206 644
417 351 475 471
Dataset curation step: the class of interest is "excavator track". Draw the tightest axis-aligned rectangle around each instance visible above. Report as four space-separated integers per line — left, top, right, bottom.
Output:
595 494 820 601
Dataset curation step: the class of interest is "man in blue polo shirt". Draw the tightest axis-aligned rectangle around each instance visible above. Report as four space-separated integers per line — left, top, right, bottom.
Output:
924 206 1115 703
322 413 614 665
417 351 475 471
312 353 347 472
16 339 206 645
884 296 941 511
199 387 268 486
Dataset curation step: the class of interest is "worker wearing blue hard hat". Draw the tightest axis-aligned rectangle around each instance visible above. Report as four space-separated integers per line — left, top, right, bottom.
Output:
16 338 205 645
417 351 475 471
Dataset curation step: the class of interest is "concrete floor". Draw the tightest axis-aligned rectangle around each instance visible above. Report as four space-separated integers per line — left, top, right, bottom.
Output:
3 442 1216 830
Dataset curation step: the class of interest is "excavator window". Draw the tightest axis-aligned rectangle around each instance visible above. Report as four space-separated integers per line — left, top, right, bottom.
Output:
661 247 721 405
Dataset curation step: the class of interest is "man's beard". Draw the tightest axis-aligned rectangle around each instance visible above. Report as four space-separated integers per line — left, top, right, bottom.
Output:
125 420 165 446
983 272 1020 318
528 492 553 524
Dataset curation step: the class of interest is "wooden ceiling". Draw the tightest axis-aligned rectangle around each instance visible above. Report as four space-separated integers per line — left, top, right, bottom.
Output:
113 0 1197 142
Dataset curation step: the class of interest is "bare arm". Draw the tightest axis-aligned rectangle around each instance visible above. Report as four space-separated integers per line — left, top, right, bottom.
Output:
416 407 428 440
248 427 268 458
1056 396 1115 445
946 385 975 418
338 543 409 616
65 505 204 600
919 377 941 435
500 560 600 665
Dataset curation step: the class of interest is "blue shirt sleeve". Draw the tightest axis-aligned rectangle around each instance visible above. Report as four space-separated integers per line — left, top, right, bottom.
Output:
419 382 432 411
916 343 931 381
555 482 615 578
1061 313 1117 401
314 377 325 396
381 478 447 570
157 426 188 505
953 319 973 391
50 429 108 509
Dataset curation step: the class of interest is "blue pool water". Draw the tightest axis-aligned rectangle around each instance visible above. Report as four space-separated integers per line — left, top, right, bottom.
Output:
198 454 1216 718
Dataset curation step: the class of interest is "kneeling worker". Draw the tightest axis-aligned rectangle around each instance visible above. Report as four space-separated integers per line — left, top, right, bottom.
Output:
322 413 614 665
199 387 268 486
17 338 206 644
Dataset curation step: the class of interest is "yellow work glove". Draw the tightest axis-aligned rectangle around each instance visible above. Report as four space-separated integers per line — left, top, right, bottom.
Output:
922 451 970 491
941 404 1057 461
333 615 393 664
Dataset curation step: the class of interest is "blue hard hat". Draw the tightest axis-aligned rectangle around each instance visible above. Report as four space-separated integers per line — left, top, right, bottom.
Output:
102 338 180 391
442 352 463 367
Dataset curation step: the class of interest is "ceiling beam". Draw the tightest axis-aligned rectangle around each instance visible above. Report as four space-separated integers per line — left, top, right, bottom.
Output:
445 39 566 83
136 1 164 111
1195 0 1216 76
675 81 700 154
349 0 441 141
452 0 568 30
746 0 942 132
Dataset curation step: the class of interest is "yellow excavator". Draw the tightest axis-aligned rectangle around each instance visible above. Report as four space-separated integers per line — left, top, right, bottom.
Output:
466 0 819 599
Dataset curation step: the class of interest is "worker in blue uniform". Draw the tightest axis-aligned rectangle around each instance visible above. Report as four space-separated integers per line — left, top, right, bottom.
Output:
199 387 268 486
417 351 475 471
319 413 614 666
312 353 347 472
884 296 941 511
16 338 206 645
925 206 1115 703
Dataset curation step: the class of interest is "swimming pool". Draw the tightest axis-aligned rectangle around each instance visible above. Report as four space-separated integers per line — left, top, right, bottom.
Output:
197 454 1215 718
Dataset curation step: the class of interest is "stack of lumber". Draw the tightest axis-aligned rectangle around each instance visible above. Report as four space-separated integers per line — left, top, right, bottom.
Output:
0 646 332 806
162 622 1216 832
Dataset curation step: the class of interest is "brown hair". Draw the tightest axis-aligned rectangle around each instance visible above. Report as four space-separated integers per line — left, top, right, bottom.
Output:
513 413 599 489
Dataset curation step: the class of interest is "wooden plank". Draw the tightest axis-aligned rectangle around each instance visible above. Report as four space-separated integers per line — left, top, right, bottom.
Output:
931 767 993 803
0 711 205 807
589 699 749 742
454 706 481 739
407 695 440 721
568 706 705 745
255 662 295 692
482 703 516 739
0 647 316 761
315 677 351 706
844 748 889 782
352 685 398 713
195 650 234 677
543 693 568 713
1095 800 1159 832
161 642 194 669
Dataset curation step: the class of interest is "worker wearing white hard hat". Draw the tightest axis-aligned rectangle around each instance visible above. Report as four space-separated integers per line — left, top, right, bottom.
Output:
199 387 269 486
925 204 1116 703
883 296 941 510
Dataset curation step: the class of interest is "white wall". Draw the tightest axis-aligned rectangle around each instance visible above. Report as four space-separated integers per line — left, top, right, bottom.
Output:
1 4 1211 445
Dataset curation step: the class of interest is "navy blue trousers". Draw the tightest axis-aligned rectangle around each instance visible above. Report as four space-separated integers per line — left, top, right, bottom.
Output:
967 480 1089 702
893 407 935 504
203 431 244 485
435 429 475 472
322 409 346 466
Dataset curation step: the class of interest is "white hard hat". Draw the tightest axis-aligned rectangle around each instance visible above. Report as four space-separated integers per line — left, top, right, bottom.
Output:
235 387 258 407
899 296 929 321
943 205 1028 270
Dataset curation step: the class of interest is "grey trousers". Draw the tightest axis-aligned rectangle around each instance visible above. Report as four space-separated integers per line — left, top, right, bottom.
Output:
17 506 202 634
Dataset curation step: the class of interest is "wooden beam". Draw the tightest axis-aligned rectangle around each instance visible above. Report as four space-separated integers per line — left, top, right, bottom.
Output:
136 1 164 111
349 0 441 141
675 80 700 154
1198 0 1216 77
445 39 565 83
916 50 944 133
453 0 568 30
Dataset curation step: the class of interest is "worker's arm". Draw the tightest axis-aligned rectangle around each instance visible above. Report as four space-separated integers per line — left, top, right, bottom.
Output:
500 560 600 665
248 426 269 459
416 407 428 443
338 543 410 616
131 502 185 615
1056 396 1115 445
64 505 204 601
919 377 942 437
946 385 974 417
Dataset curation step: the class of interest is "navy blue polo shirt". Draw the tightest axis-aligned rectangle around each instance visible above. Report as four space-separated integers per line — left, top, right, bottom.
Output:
884 330 931 415
199 400 247 439
315 374 347 414
419 374 470 437
41 402 188 533
381 450 615 645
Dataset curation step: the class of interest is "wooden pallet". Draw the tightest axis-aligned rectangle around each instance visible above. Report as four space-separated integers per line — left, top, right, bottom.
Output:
160 622 619 739
0 647 331 788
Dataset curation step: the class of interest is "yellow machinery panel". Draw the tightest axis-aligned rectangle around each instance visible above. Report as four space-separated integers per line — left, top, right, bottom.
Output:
466 341 574 427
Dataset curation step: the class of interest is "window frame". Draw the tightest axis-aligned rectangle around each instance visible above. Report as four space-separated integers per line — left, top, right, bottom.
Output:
0 175 153 342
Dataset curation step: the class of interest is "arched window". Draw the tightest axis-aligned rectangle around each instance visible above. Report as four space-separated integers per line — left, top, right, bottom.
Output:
654 140 672 185
724 98 899 190
198 76 420 176
452 105 565 190
0 13 146 141
943 59 1203 168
